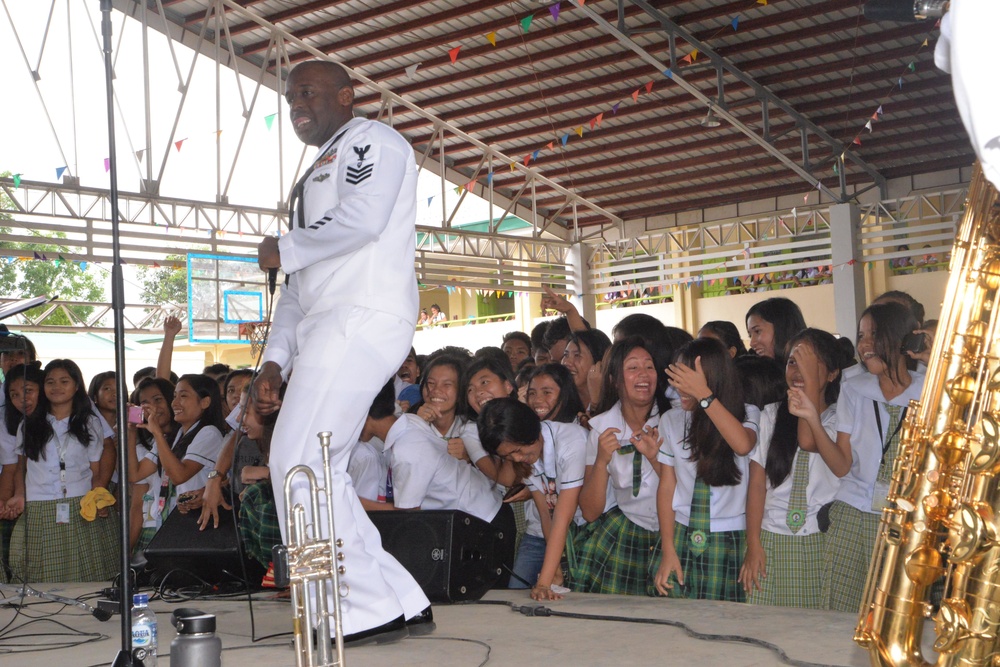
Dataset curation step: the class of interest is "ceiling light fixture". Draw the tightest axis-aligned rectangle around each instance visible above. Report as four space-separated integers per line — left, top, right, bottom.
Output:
701 108 721 128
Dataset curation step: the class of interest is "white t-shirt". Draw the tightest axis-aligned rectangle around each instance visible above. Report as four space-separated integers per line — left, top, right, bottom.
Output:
751 402 841 536
835 371 925 513
17 413 104 501
0 426 18 466
348 437 388 502
385 414 502 523
523 420 588 538
657 404 761 533
586 402 664 532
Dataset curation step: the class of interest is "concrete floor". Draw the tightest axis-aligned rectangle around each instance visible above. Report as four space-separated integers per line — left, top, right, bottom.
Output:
0 584 889 666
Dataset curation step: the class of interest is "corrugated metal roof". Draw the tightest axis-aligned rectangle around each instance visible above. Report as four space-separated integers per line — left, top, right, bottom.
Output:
147 0 968 227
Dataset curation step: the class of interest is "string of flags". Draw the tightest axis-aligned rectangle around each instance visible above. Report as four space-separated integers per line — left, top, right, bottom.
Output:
431 0 771 190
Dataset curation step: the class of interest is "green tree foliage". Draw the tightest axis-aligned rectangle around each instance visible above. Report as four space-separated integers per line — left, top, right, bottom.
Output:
136 254 188 306
0 173 105 325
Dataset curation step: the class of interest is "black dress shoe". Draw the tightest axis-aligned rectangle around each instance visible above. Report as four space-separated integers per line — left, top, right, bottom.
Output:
405 606 435 637
342 615 409 647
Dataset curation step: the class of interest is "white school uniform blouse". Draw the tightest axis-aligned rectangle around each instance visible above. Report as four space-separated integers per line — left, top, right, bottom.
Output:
386 414 502 524
348 437 388 502
657 404 761 533
586 402 663 532
17 414 104 501
409 414 489 464
834 370 925 513
751 402 841 536
0 427 18 466
145 422 224 497
523 420 588 539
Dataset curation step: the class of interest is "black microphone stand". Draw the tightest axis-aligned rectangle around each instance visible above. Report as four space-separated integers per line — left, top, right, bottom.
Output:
99 0 135 664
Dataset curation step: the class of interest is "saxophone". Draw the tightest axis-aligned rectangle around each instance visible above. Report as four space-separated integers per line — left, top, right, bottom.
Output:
855 162 1000 666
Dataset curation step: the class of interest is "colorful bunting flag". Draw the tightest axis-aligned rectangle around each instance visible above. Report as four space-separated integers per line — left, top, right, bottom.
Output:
104 158 110 172
136 149 145 162
486 32 496 47
595 112 604 127
520 15 533 33
876 105 883 116
532 149 539 161
56 166 67 180
448 46 461 64
12 174 20 188
853 136 862 146
757 0 767 4
561 134 569 146
663 68 672 78
523 154 531 166
645 81 653 94
174 139 186 152
487 172 494 184
510 162 516 171
427 196 434 206
631 89 639 102
690 49 699 62
32 252 41 260
546 142 553 150
574 126 583 137
405 63 420 78
921 38 928 47
612 102 621 114
549 4 559 21
907 61 916 72
264 113 277 130
865 120 873 132
731 16 739 31
871 111 879 121
589 116 597 130
897 77 903 89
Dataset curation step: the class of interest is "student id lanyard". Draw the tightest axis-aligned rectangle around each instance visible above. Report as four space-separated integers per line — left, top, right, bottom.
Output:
55 430 72 524
871 401 907 512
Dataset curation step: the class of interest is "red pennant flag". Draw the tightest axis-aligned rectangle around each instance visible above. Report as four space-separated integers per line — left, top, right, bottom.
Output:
448 46 461 64
595 112 604 127
589 116 597 130
174 139 186 152
631 89 639 103
523 154 531 166
546 142 554 150
871 111 879 121
152 262 161 268
645 81 653 94
680 53 692 65
852 136 862 146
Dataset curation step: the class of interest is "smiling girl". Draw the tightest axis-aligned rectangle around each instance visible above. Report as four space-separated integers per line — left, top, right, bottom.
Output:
10 359 118 582
816 302 924 611
571 336 670 595
745 298 807 366
655 338 759 601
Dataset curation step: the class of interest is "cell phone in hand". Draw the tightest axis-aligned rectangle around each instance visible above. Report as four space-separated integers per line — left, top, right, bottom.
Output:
502 483 526 501
901 332 926 355
127 405 144 424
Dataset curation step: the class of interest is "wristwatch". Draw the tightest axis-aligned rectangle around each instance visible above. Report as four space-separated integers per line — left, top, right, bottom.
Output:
698 394 716 410
207 470 226 481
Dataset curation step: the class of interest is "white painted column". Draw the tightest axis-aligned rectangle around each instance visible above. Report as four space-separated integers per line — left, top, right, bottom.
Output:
829 203 866 339
570 242 597 325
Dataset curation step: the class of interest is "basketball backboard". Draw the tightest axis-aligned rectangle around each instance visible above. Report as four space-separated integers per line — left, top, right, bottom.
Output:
187 253 267 345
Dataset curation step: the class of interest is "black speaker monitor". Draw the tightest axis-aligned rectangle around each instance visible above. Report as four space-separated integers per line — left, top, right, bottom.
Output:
367 509 506 603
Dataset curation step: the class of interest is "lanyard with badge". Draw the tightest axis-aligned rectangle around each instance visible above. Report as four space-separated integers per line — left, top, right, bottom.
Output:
871 401 907 512
534 423 558 511
54 428 72 524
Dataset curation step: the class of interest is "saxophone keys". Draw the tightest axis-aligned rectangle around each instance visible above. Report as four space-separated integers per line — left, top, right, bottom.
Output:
934 599 971 653
948 504 994 562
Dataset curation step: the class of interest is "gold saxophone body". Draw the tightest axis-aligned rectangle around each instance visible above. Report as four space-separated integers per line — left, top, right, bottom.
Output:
856 163 1000 666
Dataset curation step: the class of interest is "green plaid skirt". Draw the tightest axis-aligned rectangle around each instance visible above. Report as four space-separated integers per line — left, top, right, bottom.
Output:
821 500 880 612
0 518 15 583
566 507 661 596
9 497 120 583
660 522 746 602
747 529 825 608
239 481 281 568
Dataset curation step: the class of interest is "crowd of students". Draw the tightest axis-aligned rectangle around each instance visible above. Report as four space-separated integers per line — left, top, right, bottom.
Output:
0 288 933 614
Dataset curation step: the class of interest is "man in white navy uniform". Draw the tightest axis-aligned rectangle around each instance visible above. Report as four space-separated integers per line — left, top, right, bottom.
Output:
256 60 431 644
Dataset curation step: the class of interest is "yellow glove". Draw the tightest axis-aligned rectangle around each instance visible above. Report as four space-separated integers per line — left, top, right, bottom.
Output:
80 487 117 521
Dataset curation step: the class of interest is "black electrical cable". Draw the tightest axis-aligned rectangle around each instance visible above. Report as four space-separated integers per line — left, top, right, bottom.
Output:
470 599 853 667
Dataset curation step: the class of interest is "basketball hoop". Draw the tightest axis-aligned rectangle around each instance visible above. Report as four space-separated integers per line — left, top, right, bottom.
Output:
238 321 270 359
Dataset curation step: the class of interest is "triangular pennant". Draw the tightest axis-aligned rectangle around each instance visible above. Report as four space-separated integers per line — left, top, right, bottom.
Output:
690 49 699 62
876 105 883 116
405 63 420 79
833 162 839 175
427 196 434 206
33 251 41 260
532 149 540 160
523 154 531 166
549 4 559 21
454 186 462 194
897 77 903 89
871 111 879 121
520 15 533 33
486 32 496 47
631 89 639 102
546 142 553 150
216 130 223 137
595 112 604 127
174 139 186 152
731 16 739 31
816 181 822 190
467 180 476 192
921 38 928 47
487 172 494 184
561 134 569 146
12 174 21 188
510 162 517 171
577 0 585 5
757 0 767 4
865 120 873 132
644 81 653 94
907 61 916 72
791 207 797 216
574 126 583 137
136 149 145 162
104 158 110 172
589 116 597 130
853 136 862 146
612 102 621 114
680 53 692 65
448 46 461 64
56 166 68 180
152 262 160 269
663 68 672 78
264 113 277 130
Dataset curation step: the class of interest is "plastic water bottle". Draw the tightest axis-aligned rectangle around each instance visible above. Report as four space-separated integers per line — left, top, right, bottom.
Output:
131 593 158 667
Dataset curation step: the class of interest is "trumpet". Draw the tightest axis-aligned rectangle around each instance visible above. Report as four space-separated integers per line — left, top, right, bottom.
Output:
272 431 346 667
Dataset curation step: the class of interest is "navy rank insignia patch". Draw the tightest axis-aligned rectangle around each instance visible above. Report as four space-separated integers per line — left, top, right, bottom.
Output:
346 144 373 185
312 172 331 183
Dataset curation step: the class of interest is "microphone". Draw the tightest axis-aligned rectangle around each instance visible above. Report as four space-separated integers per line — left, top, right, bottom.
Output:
268 268 278 295
863 0 948 22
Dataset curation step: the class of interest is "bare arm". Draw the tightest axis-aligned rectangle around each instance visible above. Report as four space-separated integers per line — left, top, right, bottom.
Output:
540 287 588 333
739 462 767 592
654 463 683 595
93 437 116 489
157 316 182 381
788 388 850 476
579 428 619 522
532 486 582 601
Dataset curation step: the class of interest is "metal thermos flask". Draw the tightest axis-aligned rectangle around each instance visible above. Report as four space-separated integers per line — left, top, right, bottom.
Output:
170 608 222 667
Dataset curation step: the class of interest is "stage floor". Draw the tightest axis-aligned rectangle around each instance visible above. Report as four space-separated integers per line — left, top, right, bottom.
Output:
0 583 880 666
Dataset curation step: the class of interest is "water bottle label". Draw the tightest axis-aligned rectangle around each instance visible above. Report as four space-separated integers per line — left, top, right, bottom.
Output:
133 622 155 647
